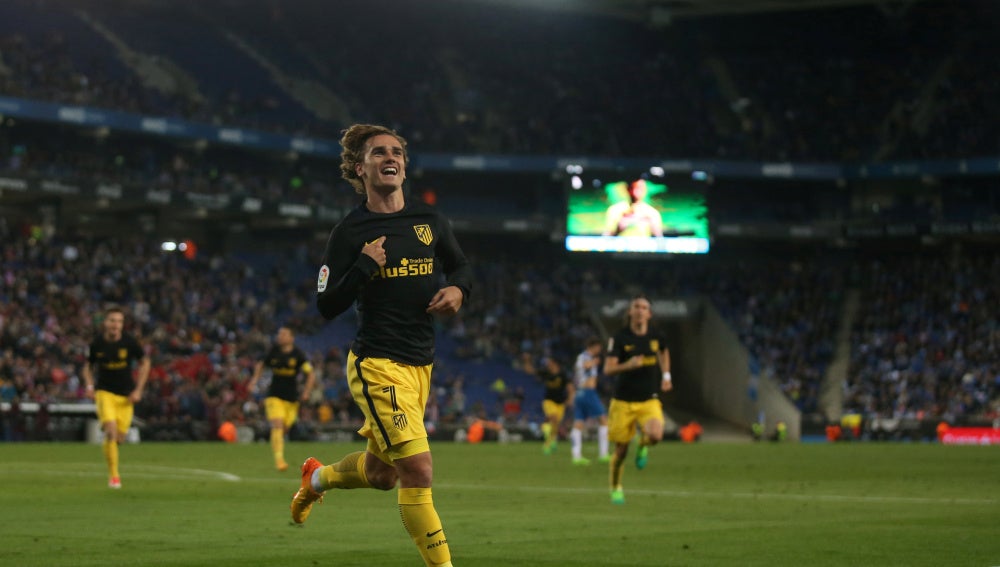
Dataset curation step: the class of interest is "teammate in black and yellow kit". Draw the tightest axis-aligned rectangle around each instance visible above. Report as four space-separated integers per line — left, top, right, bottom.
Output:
522 354 573 455
603 294 671 504
248 326 316 471
290 124 471 567
82 306 150 489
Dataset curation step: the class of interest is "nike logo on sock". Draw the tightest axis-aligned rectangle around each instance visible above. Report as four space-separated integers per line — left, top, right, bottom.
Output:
426 529 443 538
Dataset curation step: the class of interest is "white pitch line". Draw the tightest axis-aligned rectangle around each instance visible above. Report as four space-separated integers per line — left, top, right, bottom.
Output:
3 464 994 506
436 482 999 506
0 462 241 482
229 477 997 506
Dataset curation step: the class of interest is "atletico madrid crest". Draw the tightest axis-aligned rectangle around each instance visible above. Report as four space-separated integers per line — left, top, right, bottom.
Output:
393 413 408 431
413 225 433 245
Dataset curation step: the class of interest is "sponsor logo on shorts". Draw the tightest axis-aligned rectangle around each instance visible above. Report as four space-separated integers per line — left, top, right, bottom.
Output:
392 413 408 431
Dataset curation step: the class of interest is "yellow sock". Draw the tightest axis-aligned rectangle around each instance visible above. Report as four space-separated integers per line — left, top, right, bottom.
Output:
318 451 371 490
398 487 451 567
102 440 119 478
541 422 553 443
609 452 625 489
270 428 285 466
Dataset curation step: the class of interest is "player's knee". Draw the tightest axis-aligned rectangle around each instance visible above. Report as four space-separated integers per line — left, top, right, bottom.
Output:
394 455 433 487
365 454 398 490
370 468 398 490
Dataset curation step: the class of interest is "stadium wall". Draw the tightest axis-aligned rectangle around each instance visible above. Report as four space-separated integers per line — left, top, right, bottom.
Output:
666 299 801 441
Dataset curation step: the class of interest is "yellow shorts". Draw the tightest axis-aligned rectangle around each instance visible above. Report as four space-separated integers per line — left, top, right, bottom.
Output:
542 400 566 423
95 390 134 435
607 398 664 444
347 351 431 462
264 397 300 430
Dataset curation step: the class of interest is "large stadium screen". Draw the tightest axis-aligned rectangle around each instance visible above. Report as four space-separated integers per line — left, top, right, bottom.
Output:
564 169 710 254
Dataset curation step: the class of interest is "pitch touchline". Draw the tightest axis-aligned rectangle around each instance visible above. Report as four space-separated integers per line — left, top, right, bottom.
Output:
4 464 992 506
436 482 998 506
0 462 241 482
233 476 996 506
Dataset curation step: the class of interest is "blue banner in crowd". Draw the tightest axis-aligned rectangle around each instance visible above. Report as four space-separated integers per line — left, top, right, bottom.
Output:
0 95 340 158
2 94 999 180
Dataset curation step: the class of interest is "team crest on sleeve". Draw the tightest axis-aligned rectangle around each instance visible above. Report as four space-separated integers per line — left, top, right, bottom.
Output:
413 224 433 245
317 265 330 292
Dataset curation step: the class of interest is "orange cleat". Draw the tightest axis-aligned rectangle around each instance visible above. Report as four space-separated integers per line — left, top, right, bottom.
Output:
290 457 324 524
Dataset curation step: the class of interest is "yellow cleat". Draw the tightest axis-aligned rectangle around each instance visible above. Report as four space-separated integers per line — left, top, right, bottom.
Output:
290 457 325 524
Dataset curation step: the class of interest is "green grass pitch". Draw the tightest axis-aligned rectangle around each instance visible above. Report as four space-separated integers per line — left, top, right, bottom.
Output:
1 441 998 566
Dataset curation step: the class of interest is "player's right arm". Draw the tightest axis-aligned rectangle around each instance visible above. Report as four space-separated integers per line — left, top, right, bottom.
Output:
247 359 265 393
602 335 642 376
316 223 383 320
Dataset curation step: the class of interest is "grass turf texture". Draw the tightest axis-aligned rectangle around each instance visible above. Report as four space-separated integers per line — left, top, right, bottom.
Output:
1 441 997 566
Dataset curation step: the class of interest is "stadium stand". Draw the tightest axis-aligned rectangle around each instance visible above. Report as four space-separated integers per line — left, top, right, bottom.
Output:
1 0 998 443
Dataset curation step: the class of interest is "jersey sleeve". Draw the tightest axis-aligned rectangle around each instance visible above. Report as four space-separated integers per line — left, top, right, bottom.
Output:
435 211 472 300
128 336 146 360
295 348 314 374
316 220 380 320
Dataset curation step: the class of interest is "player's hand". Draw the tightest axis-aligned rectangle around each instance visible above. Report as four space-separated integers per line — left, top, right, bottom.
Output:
661 380 673 392
128 389 142 403
629 355 644 369
362 236 387 266
427 285 464 316
84 385 95 400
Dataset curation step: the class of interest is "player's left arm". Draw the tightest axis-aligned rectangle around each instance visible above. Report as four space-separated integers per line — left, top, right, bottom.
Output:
299 360 317 403
659 344 672 392
131 343 151 403
428 213 472 316
650 206 664 237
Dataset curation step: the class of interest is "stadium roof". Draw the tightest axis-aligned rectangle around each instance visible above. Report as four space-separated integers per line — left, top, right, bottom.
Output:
469 0 923 23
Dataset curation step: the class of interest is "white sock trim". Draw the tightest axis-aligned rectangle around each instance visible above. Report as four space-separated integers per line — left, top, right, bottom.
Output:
311 468 325 493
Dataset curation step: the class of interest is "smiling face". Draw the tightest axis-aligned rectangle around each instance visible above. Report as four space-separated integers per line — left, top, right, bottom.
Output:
356 133 407 194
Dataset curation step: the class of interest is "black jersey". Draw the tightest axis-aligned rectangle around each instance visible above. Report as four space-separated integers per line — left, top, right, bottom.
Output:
538 369 571 404
316 199 472 366
262 346 313 402
607 327 667 402
87 334 146 396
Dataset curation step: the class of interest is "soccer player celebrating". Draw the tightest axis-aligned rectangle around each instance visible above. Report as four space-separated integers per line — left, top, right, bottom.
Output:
603 294 671 504
247 326 316 471
291 124 471 567
82 306 150 489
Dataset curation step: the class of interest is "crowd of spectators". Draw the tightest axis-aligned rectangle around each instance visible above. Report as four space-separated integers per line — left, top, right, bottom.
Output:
845 251 999 422
2 220 998 443
1 0 997 161
2 0 998 442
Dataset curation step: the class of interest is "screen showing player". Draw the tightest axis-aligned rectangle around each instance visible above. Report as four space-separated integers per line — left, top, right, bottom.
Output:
565 171 710 254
